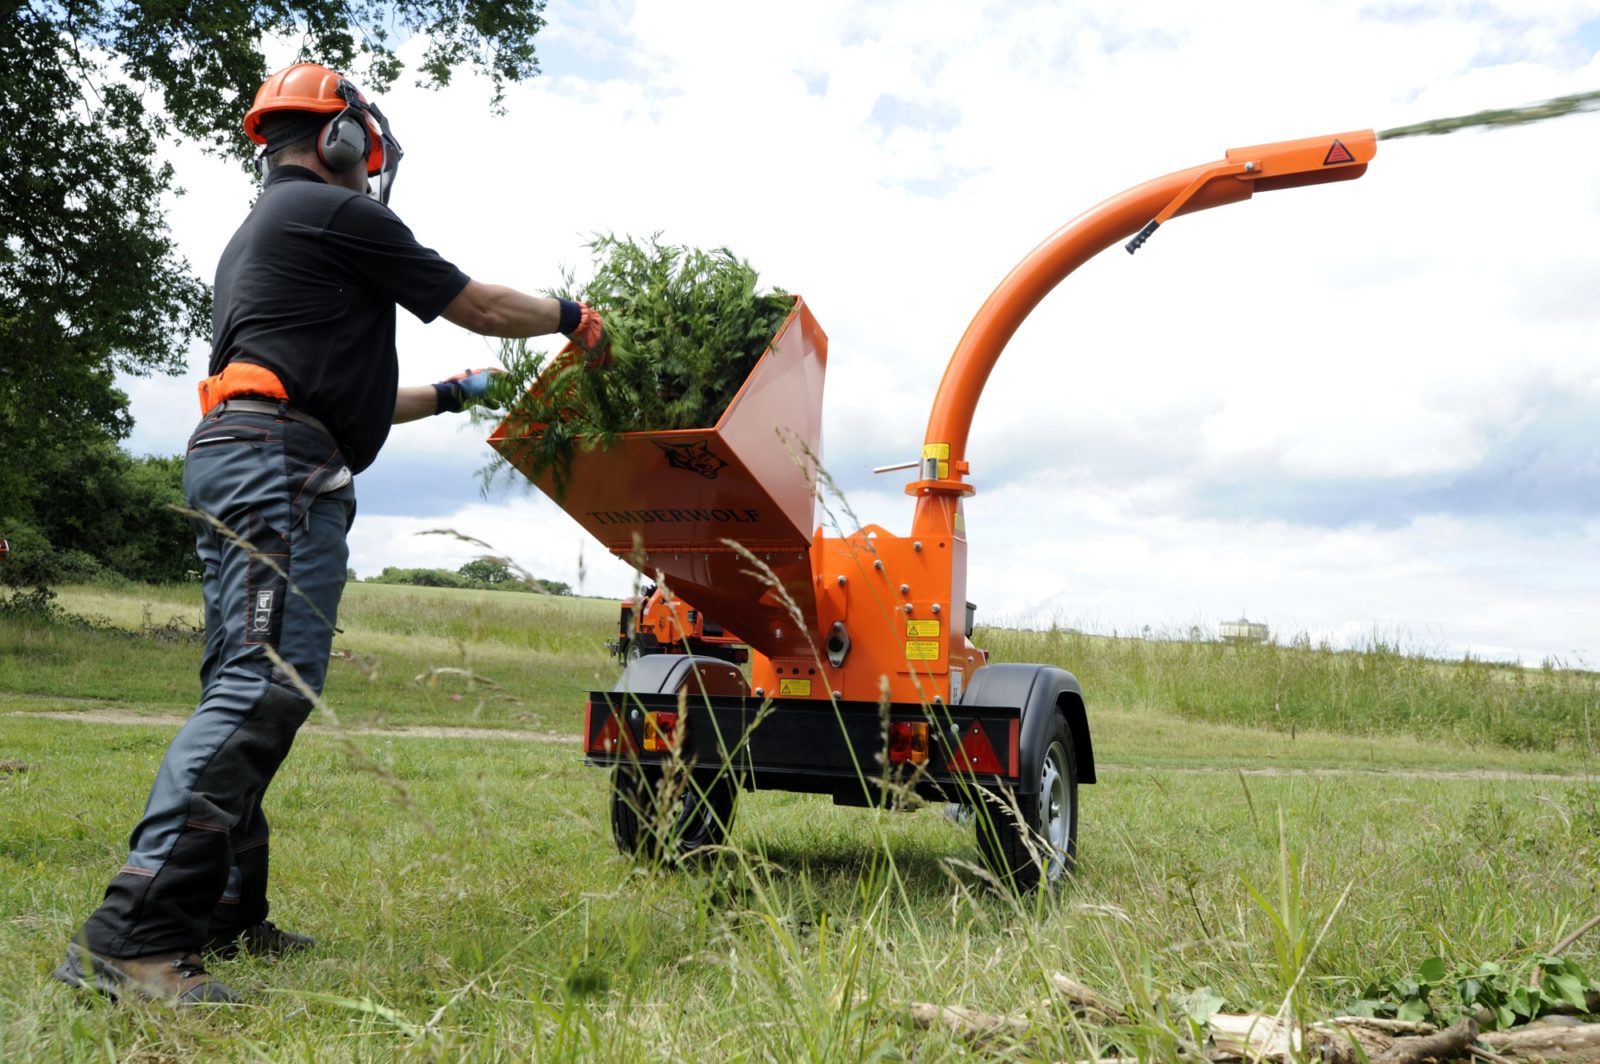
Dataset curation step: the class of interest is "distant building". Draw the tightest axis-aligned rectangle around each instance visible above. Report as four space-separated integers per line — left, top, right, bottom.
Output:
1219 617 1269 643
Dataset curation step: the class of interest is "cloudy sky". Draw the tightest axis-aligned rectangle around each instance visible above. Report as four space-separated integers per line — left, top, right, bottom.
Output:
121 0 1600 665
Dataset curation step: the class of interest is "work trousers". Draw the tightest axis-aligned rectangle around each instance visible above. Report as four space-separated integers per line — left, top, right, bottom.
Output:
79 408 354 958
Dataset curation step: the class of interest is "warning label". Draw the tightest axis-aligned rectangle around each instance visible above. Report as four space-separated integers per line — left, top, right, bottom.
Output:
1323 139 1355 165
905 640 941 661
906 619 942 638
778 678 812 697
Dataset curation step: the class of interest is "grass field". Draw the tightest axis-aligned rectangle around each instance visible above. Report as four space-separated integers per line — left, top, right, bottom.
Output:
2 583 1597 1060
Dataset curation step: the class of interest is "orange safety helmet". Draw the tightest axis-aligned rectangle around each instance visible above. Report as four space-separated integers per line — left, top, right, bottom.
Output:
244 62 405 204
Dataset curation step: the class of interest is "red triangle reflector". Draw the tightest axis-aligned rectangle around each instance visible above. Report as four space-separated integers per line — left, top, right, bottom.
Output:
947 719 1004 774
1323 139 1355 165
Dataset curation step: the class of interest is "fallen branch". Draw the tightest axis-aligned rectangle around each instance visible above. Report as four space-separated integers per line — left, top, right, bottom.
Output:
1050 973 1130 1024
1324 1017 1438 1036
1533 914 1600 990
905 1002 1031 1045
908 983 1596 1062
1549 916 1600 962
1480 1021 1600 1062
1373 1018 1478 1064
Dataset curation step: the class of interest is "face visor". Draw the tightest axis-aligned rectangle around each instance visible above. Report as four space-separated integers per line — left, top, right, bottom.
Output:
362 98 404 207
333 79 404 206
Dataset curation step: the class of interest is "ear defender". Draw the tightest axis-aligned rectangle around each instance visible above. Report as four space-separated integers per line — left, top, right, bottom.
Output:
317 108 369 172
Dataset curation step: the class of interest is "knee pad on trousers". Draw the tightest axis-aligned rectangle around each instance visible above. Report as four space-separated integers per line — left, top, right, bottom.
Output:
186 682 314 830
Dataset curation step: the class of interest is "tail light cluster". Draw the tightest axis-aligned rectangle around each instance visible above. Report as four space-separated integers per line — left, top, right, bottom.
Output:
584 700 678 755
887 720 929 765
642 710 677 752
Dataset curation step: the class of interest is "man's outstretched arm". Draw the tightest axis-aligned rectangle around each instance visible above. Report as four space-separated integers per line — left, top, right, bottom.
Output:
393 369 496 424
442 280 604 347
440 280 563 337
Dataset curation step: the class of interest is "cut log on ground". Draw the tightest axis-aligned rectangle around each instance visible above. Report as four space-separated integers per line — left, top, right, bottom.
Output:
1209 1013 1300 1059
1480 1021 1600 1062
1372 1018 1479 1064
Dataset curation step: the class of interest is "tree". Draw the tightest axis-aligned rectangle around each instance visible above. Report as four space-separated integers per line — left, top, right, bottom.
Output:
1 2 547 582
458 558 516 585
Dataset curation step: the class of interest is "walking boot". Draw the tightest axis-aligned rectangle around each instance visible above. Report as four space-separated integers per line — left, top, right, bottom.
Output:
52 942 238 1004
205 919 315 960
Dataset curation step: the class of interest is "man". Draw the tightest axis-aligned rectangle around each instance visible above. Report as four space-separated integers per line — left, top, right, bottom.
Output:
52 62 605 1004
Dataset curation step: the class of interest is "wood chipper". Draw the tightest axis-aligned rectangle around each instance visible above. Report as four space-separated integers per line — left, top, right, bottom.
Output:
609 584 748 666
491 129 1377 889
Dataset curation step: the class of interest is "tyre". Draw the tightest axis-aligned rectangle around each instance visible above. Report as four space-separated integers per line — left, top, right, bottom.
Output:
610 763 737 861
624 638 644 664
975 710 1077 891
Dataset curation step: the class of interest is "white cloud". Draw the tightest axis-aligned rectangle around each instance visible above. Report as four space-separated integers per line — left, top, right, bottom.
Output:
121 0 1600 661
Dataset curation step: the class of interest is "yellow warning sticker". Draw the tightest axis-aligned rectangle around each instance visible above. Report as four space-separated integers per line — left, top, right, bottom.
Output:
922 443 950 459
906 619 942 638
779 678 812 697
905 640 941 661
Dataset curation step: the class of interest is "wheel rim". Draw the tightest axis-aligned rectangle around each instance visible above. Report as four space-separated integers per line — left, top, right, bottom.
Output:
1040 740 1071 879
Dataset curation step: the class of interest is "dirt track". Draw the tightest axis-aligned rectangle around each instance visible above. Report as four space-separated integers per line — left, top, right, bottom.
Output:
5 708 1588 782
4 708 580 745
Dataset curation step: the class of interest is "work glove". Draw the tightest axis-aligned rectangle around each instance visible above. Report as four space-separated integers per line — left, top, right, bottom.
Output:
433 367 501 414
557 299 608 367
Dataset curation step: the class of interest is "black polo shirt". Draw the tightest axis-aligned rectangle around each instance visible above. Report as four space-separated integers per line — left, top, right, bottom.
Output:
210 166 470 473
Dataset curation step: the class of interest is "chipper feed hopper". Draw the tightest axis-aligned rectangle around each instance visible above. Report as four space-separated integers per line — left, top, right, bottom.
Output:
491 130 1377 889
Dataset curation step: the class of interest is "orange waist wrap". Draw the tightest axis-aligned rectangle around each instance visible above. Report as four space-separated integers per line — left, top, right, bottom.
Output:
197 363 290 414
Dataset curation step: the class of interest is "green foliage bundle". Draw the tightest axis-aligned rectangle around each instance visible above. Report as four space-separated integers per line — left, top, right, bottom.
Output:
482 236 794 491
1346 954 1600 1030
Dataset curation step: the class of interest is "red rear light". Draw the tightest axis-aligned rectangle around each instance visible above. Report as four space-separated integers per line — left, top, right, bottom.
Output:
643 710 677 752
888 721 929 764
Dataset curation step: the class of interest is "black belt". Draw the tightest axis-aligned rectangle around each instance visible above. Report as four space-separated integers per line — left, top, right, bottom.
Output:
205 398 333 439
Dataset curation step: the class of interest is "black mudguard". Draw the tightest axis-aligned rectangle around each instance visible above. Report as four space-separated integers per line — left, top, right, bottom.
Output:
960 663 1095 790
613 653 748 696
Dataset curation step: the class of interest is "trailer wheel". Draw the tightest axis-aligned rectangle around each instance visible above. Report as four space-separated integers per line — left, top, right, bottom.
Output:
975 711 1077 891
610 763 737 861
624 638 644 664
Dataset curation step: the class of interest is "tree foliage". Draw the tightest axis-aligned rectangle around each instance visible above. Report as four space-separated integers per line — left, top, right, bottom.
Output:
1 445 195 586
364 565 570 595
0 1 546 583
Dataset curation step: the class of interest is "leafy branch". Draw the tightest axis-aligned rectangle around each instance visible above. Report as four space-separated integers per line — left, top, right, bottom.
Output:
1345 954 1600 1030
478 235 793 494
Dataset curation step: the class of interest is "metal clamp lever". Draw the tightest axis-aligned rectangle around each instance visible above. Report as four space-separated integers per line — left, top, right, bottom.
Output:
1126 159 1258 254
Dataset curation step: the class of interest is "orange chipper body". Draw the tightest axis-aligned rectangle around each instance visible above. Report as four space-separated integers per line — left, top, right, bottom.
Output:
491 130 1375 710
